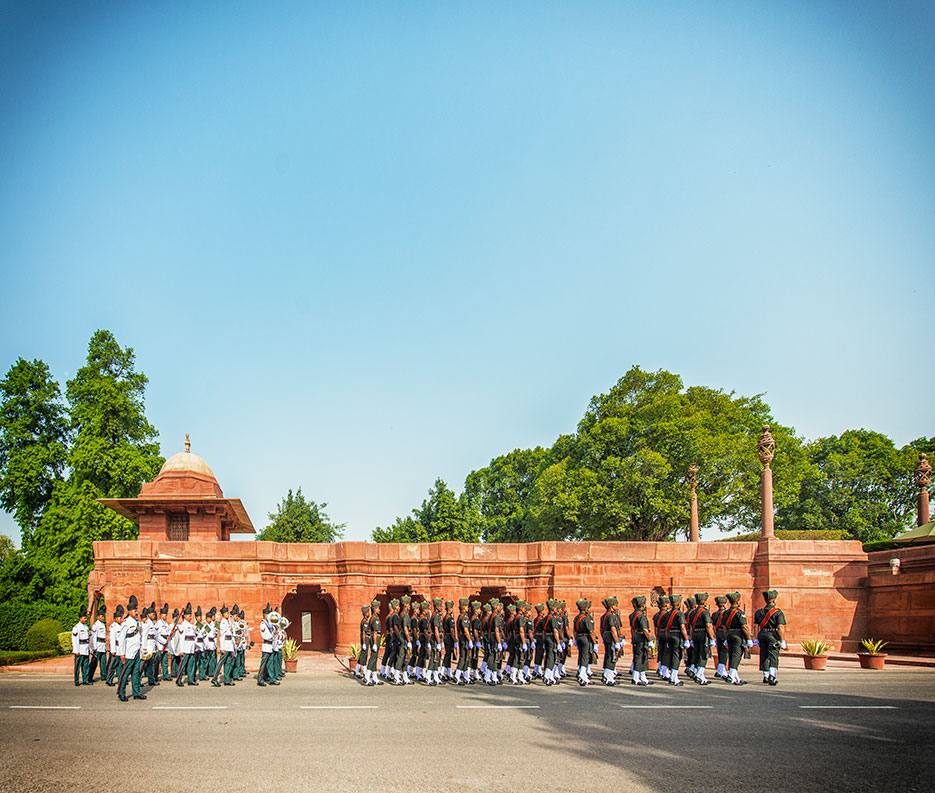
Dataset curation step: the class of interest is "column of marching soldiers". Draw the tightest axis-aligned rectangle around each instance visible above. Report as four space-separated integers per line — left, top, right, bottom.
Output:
355 591 787 688
69 595 291 701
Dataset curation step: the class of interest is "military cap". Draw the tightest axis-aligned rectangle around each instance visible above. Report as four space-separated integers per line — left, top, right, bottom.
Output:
507 604 517 612
631 595 646 608
610 597 618 606
695 593 709 603
401 595 411 604
160 603 169 615
471 600 481 607
576 599 587 610
184 602 192 615
714 595 728 605
98 604 107 616
262 603 271 615
763 589 778 600
361 605 370 614
195 605 203 617
370 599 380 608
432 597 443 605
208 607 216 618
459 598 469 607
231 603 240 616
534 603 545 612
79 605 88 618
559 600 566 608
171 607 179 619
220 604 229 614
482 603 492 611
389 598 399 607
601 598 611 609
546 599 556 608
444 600 453 609
727 592 741 604
127 595 139 611
684 597 695 609
669 594 682 604
657 595 670 605
115 604 125 618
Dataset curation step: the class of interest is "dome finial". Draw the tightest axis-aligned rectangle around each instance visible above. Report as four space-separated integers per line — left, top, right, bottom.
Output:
185 433 190 453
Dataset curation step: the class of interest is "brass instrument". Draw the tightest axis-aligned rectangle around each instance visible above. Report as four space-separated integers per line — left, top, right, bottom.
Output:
279 616 290 631
268 611 282 627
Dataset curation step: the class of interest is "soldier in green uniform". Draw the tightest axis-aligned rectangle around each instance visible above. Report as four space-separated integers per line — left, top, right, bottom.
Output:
395 595 413 685
573 599 596 686
543 600 563 686
628 595 654 685
599 597 623 685
442 600 455 682
660 594 690 686
488 599 504 685
366 599 383 686
381 598 399 682
357 605 370 682
521 602 535 683
682 597 695 676
469 600 482 682
712 595 730 680
428 597 444 685
480 602 493 682
686 593 716 685
653 595 669 679
503 603 519 683
754 589 787 686
455 598 472 685
532 603 547 679
416 601 430 682
723 591 753 685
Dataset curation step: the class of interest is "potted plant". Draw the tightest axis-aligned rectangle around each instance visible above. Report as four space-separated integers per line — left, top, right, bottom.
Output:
282 638 300 673
857 638 887 669
801 639 831 670
348 644 360 672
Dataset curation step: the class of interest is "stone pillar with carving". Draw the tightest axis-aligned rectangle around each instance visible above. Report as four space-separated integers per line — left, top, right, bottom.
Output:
915 453 933 526
687 463 699 542
757 425 776 539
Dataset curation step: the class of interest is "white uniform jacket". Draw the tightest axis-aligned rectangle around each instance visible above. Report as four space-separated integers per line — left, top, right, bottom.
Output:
71 622 90 655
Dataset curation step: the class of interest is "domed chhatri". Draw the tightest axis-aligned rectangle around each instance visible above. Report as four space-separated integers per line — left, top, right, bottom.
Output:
98 434 254 541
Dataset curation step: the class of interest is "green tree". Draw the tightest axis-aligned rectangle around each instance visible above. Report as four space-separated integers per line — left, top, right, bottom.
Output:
256 488 345 542
0 535 15 567
464 447 546 542
414 478 479 542
777 429 919 543
0 359 69 541
371 515 427 543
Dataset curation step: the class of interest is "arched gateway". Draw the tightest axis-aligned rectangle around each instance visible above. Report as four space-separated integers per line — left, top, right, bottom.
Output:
92 437 915 658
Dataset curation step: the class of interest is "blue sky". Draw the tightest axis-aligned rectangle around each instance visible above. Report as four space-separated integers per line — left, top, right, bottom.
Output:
1 1 932 545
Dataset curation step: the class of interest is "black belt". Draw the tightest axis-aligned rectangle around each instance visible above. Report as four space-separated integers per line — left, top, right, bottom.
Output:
78 638 89 644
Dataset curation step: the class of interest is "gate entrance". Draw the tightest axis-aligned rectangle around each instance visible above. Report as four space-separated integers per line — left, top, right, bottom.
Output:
281 585 337 651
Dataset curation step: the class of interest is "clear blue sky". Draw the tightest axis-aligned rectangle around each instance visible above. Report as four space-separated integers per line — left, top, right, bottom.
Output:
1 1 932 546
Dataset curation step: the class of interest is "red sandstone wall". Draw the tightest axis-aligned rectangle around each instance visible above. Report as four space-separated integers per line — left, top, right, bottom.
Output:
91 539 878 654
866 545 935 654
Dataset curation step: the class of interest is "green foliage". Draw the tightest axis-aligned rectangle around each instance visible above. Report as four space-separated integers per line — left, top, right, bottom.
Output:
464 448 546 542
372 479 480 542
859 638 888 655
801 639 831 656
282 637 300 661
718 529 846 542
777 430 920 543
0 649 59 666
257 488 345 542
0 600 77 651
371 515 427 543
25 618 64 652
0 358 69 539
0 535 14 566
57 631 72 654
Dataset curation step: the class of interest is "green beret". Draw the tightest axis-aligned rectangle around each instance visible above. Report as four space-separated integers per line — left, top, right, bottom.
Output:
361 606 370 614
401 595 411 604
695 593 708 603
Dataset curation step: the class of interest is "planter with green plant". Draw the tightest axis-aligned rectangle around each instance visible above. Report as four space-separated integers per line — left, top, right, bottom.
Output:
348 644 360 671
857 638 887 669
800 639 831 670
282 638 300 672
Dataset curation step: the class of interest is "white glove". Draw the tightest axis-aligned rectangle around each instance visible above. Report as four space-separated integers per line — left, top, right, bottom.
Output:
684 640 692 649
371 644 377 652
568 639 575 648
407 642 412 650
753 639 759 647
746 640 753 648
780 640 787 650
468 640 474 649
709 640 716 648
501 642 507 652
521 643 528 652
531 640 536 649
558 643 565 652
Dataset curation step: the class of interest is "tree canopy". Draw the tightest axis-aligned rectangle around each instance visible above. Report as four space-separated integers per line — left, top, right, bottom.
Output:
256 488 345 543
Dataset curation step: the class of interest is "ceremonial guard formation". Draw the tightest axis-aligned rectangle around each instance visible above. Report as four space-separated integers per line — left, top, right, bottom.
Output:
69 595 290 702
352 589 787 689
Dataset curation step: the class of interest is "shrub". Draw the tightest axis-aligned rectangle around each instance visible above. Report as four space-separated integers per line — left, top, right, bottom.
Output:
859 638 888 655
719 529 846 542
801 639 831 656
25 618 64 652
0 649 59 666
57 631 72 654
0 600 79 651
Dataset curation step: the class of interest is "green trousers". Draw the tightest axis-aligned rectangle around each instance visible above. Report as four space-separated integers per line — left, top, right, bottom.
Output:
118 654 141 698
73 654 89 686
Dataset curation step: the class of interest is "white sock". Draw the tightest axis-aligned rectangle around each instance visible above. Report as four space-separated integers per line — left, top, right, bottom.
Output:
671 669 680 684
769 666 777 678
729 668 739 683
364 668 371 683
639 672 649 684
480 661 487 673
697 668 707 683
523 665 530 677
632 670 640 684
716 663 726 676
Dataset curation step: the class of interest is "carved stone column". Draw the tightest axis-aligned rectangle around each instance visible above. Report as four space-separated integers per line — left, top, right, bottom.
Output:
757 425 776 539
915 453 933 526
687 463 699 542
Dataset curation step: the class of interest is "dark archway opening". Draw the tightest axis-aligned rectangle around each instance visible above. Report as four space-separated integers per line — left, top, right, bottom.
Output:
281 585 337 651
466 586 516 609
370 585 426 628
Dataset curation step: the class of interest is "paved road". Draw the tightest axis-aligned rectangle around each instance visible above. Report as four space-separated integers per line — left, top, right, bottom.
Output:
1 667 933 793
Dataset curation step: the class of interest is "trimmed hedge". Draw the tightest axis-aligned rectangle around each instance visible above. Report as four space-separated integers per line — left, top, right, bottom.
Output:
58 631 72 654
26 618 64 652
718 529 846 543
0 601 79 651
0 649 58 666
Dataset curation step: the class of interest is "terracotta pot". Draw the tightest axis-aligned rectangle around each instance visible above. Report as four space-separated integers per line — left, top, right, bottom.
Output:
284 658 298 673
803 655 829 670
857 653 886 670
349 657 357 672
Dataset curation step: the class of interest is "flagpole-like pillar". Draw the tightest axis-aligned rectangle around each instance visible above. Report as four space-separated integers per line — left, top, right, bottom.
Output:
687 463 699 542
915 453 932 526
757 425 776 539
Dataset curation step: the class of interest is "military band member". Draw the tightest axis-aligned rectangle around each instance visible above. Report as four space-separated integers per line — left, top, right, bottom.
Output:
367 599 382 685
628 596 654 686
213 604 236 686
141 602 158 687
168 608 182 678
258 603 277 686
357 605 371 682
71 605 91 686
117 595 145 701
175 602 197 687
155 603 170 682
754 589 787 686
712 596 730 680
89 604 107 683
203 606 218 681
686 593 716 685
723 592 753 685
106 605 125 686
234 607 249 680
599 597 622 685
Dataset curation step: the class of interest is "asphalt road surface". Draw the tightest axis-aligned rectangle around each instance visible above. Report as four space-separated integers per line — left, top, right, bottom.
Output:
1 666 933 793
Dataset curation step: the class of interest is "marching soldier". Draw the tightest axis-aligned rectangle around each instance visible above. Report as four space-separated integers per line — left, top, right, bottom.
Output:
469 600 482 682
686 593 716 685
712 595 730 680
193 606 205 682
366 599 382 685
117 595 145 701
71 605 91 686
754 589 787 686
106 604 124 686
455 598 471 685
521 601 535 683
573 599 596 686
628 596 654 686
213 604 236 687
168 607 182 679
723 592 753 685
357 604 371 682
141 602 158 687
542 599 563 686
532 603 547 679
599 597 621 685
395 596 412 685
442 600 455 682
175 603 196 687
88 604 107 684
155 603 169 682
258 603 278 686
416 601 430 682
203 606 218 682
381 599 398 681
660 593 689 686
428 597 444 685
653 595 669 679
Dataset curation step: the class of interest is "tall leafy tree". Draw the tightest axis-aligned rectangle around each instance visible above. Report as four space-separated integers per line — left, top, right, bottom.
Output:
464 447 546 542
0 359 69 541
371 515 427 543
372 478 480 542
777 430 919 543
257 488 345 542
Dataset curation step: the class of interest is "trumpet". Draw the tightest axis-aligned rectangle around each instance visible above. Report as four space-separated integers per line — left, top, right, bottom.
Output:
268 611 282 627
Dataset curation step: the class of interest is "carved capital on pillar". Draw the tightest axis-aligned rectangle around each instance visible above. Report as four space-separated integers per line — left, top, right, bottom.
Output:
757 425 775 468
914 453 932 490
687 463 699 492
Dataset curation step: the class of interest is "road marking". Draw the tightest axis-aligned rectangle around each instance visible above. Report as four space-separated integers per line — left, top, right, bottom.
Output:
456 705 541 709
618 705 713 709
9 705 81 709
299 705 378 710
799 706 897 710
152 706 228 710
